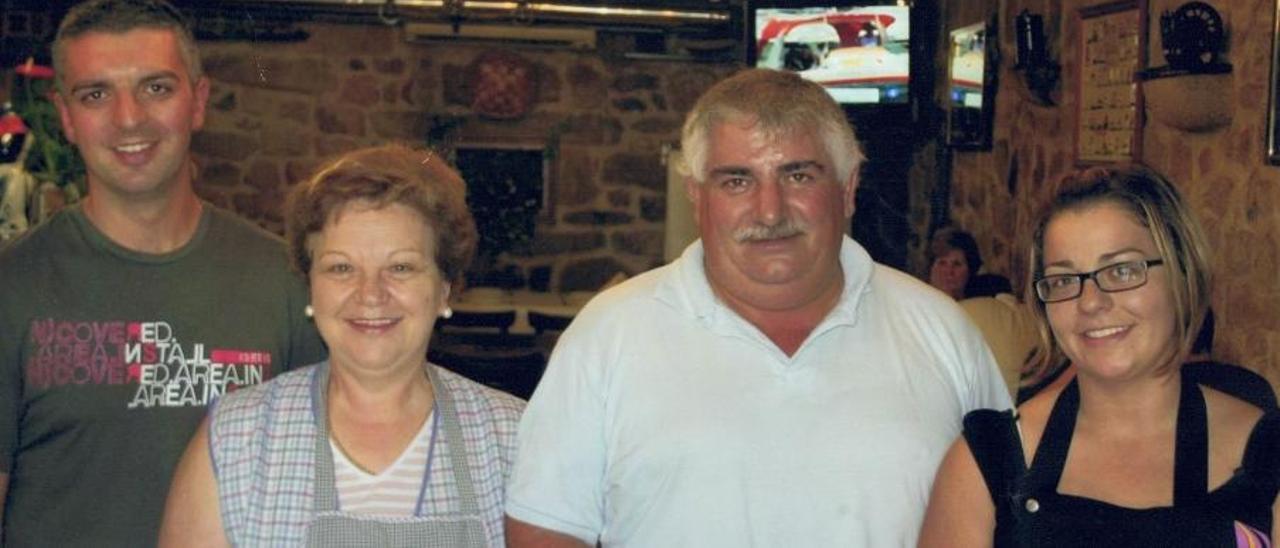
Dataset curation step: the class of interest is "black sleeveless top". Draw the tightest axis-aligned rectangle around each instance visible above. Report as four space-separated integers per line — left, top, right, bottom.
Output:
965 375 1280 547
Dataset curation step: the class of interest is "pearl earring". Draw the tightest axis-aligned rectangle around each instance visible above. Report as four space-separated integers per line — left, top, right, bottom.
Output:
304 305 314 318
441 307 453 319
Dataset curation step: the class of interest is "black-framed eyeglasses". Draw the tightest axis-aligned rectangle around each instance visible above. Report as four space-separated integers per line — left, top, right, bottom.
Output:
1034 259 1165 303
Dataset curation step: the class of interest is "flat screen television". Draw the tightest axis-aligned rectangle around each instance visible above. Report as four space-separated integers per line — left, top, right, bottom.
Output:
748 2 912 106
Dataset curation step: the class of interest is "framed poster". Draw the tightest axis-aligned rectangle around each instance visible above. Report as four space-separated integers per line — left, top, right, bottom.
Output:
1075 0 1145 164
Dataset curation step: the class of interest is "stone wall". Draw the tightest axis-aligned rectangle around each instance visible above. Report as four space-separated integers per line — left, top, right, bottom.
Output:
941 0 1280 387
189 22 734 292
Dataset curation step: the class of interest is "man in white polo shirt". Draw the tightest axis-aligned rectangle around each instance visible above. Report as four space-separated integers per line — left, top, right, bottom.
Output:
505 68 1011 547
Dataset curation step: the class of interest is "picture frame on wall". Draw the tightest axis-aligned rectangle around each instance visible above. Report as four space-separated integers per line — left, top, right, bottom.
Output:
1075 0 1146 164
946 18 998 150
1267 0 1280 164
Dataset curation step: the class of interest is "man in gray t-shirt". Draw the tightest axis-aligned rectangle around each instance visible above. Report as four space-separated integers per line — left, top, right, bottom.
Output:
0 1 324 545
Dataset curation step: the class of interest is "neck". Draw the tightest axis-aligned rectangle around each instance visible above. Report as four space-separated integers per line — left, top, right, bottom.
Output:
81 186 203 254
712 267 845 357
1074 368 1182 438
328 361 434 423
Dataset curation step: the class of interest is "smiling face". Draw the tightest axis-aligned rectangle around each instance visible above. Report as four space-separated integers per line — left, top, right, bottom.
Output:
308 201 450 376
1042 202 1178 382
687 118 856 312
929 248 970 300
54 28 208 203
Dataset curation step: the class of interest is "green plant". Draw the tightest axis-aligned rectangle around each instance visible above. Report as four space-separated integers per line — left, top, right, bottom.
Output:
10 60 85 201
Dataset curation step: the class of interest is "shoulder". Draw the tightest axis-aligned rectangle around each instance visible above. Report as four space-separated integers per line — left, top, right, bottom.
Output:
959 408 1020 490
1240 409 1280 481
1012 379 1066 462
1185 361 1278 410
436 366 526 426
202 206 288 258
559 265 678 341
0 209 76 266
869 264 972 322
577 266 670 316
214 365 317 421
1204 383 1267 457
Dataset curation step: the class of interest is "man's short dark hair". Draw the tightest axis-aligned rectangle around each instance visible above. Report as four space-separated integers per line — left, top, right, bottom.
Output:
53 0 202 90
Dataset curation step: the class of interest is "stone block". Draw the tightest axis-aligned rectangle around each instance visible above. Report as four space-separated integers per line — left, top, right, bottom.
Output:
234 117 264 132
204 52 336 94
631 117 680 134
286 159 320 185
233 186 285 225
535 60 561 104
261 127 312 157
566 63 606 108
340 76 381 105
563 210 634 226
558 256 627 292
211 90 237 112
403 71 438 108
602 152 664 191
369 110 430 140
298 22 395 56
509 231 605 257
611 230 663 256
192 130 259 161
556 150 600 207
199 162 242 188
245 160 281 191
612 72 658 92
442 62 472 106
607 189 630 208
274 98 309 125
666 68 722 113
639 195 666 222
374 57 405 75
560 114 623 146
315 135 363 158
315 105 366 136
650 92 667 111
613 98 647 112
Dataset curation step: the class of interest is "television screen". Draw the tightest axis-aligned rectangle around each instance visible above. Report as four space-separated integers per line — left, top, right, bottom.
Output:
752 4 911 105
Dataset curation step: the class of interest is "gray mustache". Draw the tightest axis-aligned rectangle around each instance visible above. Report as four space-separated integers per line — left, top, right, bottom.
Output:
733 220 806 242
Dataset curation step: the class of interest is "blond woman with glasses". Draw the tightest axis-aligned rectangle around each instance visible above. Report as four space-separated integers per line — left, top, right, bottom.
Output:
920 166 1280 547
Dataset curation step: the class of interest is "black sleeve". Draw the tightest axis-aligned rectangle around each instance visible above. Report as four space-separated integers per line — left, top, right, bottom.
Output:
962 409 1024 517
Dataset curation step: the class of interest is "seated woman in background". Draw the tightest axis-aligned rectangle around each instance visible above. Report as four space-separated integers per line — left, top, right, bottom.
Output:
929 227 1035 398
159 144 525 547
928 226 983 300
919 166 1280 546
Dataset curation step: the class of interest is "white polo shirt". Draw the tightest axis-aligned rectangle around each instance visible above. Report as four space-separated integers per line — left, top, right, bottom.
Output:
507 237 1011 547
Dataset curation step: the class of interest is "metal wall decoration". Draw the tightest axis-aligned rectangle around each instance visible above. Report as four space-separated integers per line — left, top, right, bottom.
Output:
1075 0 1146 164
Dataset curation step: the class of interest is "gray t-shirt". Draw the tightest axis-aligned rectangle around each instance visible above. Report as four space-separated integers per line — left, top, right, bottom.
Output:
0 204 326 547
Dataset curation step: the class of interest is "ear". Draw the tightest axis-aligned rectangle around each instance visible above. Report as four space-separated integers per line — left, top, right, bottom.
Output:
53 91 78 145
842 171 859 218
190 76 210 131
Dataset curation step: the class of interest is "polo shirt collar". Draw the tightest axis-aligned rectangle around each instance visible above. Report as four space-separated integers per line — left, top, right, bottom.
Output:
656 236 873 333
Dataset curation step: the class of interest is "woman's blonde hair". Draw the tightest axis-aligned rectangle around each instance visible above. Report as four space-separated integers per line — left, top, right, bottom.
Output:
1024 165 1212 381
